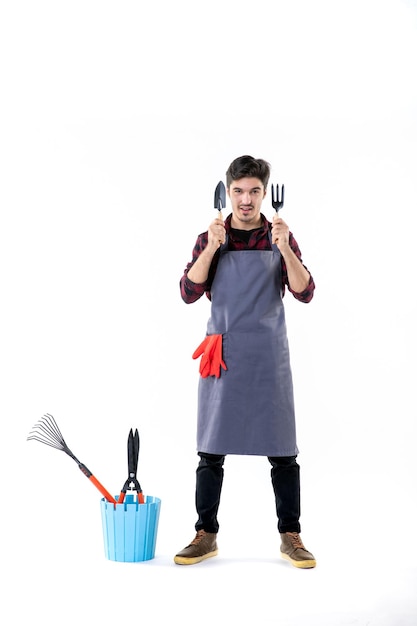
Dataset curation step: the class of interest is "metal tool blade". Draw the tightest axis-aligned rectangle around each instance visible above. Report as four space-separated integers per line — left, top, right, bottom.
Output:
214 181 226 212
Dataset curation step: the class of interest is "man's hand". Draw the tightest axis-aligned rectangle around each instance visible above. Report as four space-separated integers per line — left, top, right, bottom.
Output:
208 216 226 250
271 215 311 293
271 215 290 251
187 217 226 284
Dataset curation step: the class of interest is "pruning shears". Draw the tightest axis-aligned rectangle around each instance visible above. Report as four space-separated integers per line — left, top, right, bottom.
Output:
118 428 145 504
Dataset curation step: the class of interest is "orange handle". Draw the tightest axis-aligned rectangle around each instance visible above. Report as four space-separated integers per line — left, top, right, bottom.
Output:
118 491 144 504
89 475 117 504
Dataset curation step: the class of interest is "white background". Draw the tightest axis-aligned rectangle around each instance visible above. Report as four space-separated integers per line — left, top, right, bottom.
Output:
1 1 416 624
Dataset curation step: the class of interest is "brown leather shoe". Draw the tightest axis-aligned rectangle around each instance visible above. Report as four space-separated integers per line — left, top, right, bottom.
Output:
174 530 218 565
280 532 316 569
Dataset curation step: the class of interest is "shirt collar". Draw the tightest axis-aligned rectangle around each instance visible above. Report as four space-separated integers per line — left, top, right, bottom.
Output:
224 213 270 234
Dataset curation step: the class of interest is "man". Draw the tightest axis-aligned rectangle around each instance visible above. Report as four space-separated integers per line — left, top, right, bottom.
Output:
175 155 316 568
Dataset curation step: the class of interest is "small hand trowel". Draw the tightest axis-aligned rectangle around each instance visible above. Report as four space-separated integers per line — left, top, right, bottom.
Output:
214 181 226 219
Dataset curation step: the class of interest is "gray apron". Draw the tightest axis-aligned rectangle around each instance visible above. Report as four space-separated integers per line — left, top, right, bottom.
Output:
196 234 298 457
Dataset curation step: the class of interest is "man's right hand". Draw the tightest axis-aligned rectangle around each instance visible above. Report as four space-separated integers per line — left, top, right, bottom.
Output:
187 218 226 284
208 217 226 249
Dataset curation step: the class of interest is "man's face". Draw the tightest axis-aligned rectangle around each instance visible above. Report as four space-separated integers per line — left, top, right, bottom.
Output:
227 177 266 230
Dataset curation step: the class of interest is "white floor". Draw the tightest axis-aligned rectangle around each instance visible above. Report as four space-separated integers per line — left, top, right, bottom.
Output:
11 546 416 626
6 453 417 626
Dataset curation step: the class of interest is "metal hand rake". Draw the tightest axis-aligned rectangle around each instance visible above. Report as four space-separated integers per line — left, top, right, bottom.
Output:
27 413 117 504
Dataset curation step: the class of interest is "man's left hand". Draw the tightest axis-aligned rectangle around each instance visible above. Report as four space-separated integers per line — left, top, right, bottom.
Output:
271 215 290 251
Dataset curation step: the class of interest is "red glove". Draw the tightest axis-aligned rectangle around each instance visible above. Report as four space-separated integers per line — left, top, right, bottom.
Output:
192 334 227 378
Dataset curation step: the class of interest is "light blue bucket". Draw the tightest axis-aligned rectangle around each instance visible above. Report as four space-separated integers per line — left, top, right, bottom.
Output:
100 495 161 562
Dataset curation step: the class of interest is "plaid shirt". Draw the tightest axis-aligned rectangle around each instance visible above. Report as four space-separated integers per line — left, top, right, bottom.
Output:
180 213 315 304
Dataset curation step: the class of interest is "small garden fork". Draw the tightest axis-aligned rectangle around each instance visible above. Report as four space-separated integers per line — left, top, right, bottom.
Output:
271 183 285 213
271 183 285 245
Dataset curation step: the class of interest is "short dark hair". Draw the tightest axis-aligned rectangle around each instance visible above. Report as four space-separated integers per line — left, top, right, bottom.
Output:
226 155 271 189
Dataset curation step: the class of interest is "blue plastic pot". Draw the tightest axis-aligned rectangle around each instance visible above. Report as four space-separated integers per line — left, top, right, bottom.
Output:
100 494 161 562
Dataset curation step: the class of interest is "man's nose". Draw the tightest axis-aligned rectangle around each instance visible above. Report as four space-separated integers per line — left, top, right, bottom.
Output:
242 192 251 204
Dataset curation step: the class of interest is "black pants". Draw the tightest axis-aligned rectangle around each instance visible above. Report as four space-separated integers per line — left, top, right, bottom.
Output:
195 452 301 534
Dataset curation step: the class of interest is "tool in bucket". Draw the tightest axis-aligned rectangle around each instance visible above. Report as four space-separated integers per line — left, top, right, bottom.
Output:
118 428 145 504
271 182 285 244
27 413 117 504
